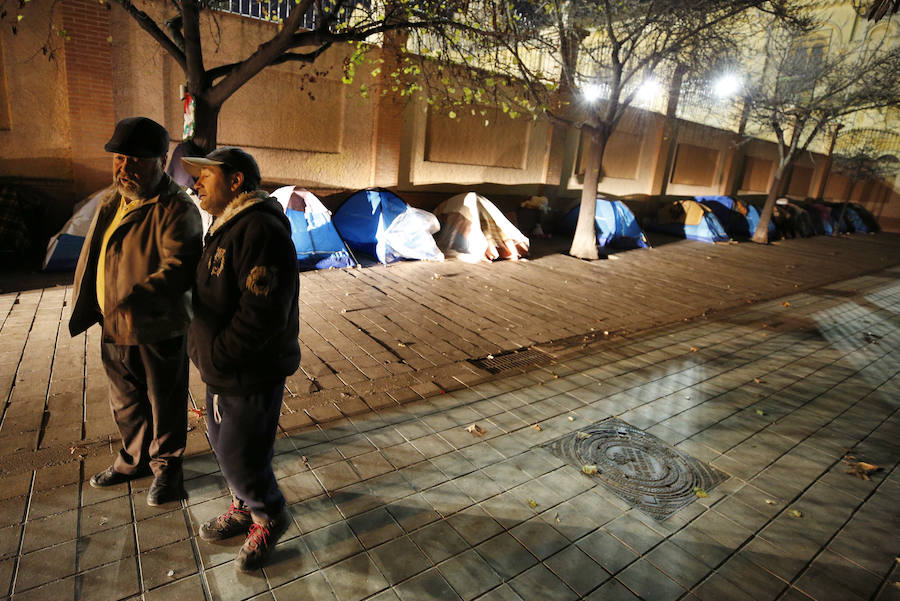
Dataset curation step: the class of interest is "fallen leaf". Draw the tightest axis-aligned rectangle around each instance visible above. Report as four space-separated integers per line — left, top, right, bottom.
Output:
99 516 109 525
555 512 560 524
532 424 543 432
567 416 575 421
465 424 486 437
582 465 598 475
844 461 881 480
189 408 204 418
765 499 776 505
575 431 590 439
782 301 791 308
755 409 766 416
693 486 709 498
167 569 175 577
753 378 765 384
526 499 538 509
397 342 406 347
552 373 559 379
690 347 699 352
789 509 803 518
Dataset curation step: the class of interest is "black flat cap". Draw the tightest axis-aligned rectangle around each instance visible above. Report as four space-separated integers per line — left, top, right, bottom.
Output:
181 147 261 189
105 117 170 158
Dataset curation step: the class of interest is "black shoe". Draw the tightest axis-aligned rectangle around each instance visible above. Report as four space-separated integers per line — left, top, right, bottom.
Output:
89 466 149 488
146 471 186 506
199 500 253 541
234 507 292 572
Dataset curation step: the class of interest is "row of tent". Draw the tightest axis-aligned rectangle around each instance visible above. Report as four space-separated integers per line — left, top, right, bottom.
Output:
42 187 881 271
42 188 532 271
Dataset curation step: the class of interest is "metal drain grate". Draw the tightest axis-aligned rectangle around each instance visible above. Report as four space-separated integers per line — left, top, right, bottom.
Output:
469 348 553 374
544 417 729 520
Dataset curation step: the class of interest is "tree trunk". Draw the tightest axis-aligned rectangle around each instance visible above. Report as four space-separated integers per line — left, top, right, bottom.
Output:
569 128 607 260
190 95 221 154
751 164 788 244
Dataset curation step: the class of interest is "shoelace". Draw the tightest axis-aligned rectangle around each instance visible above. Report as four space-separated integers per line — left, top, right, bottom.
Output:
246 523 271 550
218 502 250 526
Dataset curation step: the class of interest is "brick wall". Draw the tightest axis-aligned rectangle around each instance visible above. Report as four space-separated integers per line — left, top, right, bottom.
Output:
61 0 115 198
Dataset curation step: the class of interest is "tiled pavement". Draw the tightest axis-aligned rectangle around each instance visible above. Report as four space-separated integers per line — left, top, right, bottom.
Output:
1 261 898 599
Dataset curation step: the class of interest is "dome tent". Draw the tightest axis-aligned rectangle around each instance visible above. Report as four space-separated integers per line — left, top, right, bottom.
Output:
560 197 649 251
645 199 730 243
42 188 105 272
433 192 529 261
332 188 443 264
270 186 357 270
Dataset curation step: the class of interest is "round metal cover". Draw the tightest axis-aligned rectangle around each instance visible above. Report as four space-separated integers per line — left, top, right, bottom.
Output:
544 417 728 520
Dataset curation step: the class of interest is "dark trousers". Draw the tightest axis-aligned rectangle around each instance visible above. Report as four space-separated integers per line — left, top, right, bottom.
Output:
206 382 286 522
101 335 189 477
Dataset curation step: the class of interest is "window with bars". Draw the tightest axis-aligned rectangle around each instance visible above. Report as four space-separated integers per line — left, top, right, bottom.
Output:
213 0 367 27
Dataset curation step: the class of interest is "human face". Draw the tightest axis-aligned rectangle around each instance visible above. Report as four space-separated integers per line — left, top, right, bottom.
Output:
194 166 241 216
112 154 163 200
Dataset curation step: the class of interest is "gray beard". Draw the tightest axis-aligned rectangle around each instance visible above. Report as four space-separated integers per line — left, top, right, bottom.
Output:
114 178 154 201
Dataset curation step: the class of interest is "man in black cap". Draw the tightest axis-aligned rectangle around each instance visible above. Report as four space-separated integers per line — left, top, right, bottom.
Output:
181 147 300 572
69 117 203 506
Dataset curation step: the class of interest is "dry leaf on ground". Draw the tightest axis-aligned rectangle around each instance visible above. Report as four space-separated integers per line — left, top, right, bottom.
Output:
582 465 598 475
465 424 486 437
844 460 881 480
532 424 543 431
690 347 699 352
789 509 803 518
575 432 591 439
782 301 791 307
526 499 538 509
755 409 766 416
693 487 709 498
765 499 777 505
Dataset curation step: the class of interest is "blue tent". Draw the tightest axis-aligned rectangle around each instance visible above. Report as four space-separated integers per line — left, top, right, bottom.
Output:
561 198 649 251
695 195 768 239
333 188 443 264
646 199 730 243
43 188 105 271
271 186 356 270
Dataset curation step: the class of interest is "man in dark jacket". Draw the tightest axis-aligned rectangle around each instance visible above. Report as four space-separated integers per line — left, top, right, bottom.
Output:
182 147 300 572
69 117 203 506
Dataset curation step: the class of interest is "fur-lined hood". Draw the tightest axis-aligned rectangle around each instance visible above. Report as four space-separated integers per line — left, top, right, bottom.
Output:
207 190 271 236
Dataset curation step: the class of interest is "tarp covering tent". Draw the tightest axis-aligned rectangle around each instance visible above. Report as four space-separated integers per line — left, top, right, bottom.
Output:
798 202 837 236
270 186 357 270
42 188 104 271
829 202 869 233
850 203 880 232
433 192 529 261
560 197 649 251
333 188 444 264
645 199 730 243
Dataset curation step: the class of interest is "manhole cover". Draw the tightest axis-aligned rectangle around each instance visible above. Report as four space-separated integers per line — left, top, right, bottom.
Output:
544 417 729 520
469 348 553 374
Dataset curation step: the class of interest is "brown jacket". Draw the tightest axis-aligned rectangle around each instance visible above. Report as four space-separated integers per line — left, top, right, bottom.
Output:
69 176 202 344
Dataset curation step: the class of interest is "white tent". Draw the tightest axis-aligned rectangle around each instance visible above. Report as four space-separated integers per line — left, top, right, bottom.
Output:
42 188 105 271
433 192 529 262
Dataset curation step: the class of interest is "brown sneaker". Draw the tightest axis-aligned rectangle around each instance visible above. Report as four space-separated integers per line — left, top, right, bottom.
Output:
234 507 292 572
198 500 253 541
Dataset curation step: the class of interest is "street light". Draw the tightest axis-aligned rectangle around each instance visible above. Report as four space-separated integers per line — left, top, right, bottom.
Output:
713 73 743 99
582 83 605 103
636 77 662 104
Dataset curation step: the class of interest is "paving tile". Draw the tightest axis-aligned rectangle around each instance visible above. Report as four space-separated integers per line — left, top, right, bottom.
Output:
135 509 190 551
508 563 577 601
394 567 462 601
509 517 569 560
617 558 686 601
314 460 361 492
272 570 336 601
794 549 880 601
645 540 711 590
693 572 760 601
14 540 76 592
349 451 395 481
323 552 390 601
332 482 383 518
27 482 79 520
20 509 77 553
409 520 469 564
8 574 75 601
368 472 417 504
80 495 133 537
445 504 504 546
437 549 502 601
76 559 141 601
385 493 441 533
77 523 136 571
576 529 639 574
204 558 269 600
669 525 733 570
452 471 504 503
0 494 27 529
544 544 609 596
290 495 344 534
259 536 316 588
139 539 197 590
303 521 364 567
472 583 525 601
475 533 537 580
369 535 432 584
603 512 664 555
422 481 474 517
399 461 445 492
429 452 477 480
347 507 403 549
716 552 788 601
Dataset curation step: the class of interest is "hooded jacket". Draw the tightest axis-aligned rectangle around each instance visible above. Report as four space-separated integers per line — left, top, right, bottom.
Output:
188 190 301 394
68 176 203 344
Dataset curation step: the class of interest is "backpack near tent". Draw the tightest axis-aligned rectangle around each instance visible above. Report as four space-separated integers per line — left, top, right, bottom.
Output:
42 188 105 271
270 186 357 270
433 192 529 261
560 197 649 251
332 188 443 264
645 199 730 243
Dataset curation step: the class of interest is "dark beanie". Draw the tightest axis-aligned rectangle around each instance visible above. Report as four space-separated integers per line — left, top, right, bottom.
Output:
104 117 170 158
